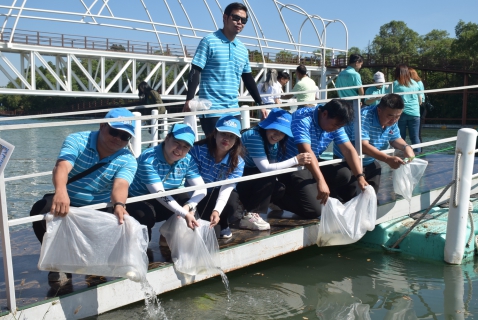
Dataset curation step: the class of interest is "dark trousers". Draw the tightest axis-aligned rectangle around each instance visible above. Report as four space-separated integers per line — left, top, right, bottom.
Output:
363 160 382 196
30 194 156 243
199 115 241 136
196 189 239 230
236 167 280 213
277 162 357 219
144 193 190 223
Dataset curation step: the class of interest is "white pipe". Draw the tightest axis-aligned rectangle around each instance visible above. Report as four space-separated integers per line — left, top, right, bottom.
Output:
150 109 158 147
444 128 478 264
131 111 142 158
161 110 169 140
241 107 251 130
183 115 198 142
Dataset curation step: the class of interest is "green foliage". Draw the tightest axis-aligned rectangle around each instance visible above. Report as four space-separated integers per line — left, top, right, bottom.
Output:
452 20 478 59
371 20 421 56
420 29 453 58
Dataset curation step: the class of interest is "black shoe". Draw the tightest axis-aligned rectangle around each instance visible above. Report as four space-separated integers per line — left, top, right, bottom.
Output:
48 271 72 286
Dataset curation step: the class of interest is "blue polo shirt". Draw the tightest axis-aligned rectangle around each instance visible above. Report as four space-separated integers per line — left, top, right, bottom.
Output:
129 144 201 196
364 85 389 106
335 66 362 98
241 127 280 168
286 106 350 159
58 131 137 207
333 106 401 166
392 80 420 117
192 29 252 118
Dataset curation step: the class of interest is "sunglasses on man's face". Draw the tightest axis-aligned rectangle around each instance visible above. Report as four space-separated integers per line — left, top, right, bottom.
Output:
108 126 132 141
230 14 247 25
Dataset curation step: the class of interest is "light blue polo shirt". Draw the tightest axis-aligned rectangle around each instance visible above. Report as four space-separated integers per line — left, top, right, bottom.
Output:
364 85 389 106
189 144 244 190
129 144 201 196
392 79 420 117
192 29 251 118
58 131 137 207
286 106 350 159
361 105 401 165
335 66 362 98
241 127 280 168
417 80 425 103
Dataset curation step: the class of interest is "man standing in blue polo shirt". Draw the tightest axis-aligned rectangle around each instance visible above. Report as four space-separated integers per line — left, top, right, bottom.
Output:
276 99 368 219
30 108 153 284
183 2 264 135
336 94 415 194
335 54 364 98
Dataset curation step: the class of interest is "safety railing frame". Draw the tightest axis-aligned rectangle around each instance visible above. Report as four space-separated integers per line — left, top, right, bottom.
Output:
0 83 477 314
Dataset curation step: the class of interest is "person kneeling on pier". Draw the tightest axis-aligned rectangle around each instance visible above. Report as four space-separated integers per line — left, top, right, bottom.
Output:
30 108 155 285
237 108 311 230
189 115 245 239
128 123 207 244
275 99 369 218
334 93 415 194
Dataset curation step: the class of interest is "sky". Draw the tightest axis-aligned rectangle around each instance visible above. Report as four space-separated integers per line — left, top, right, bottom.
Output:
0 0 477 86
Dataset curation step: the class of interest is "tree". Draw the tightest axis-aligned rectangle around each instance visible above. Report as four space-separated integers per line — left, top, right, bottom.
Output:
420 29 453 58
452 20 478 59
371 21 421 56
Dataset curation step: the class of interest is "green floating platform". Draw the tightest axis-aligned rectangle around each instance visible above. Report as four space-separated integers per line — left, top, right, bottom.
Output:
360 198 478 263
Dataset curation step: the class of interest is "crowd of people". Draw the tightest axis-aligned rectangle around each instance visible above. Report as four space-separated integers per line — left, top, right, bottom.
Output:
29 2 425 285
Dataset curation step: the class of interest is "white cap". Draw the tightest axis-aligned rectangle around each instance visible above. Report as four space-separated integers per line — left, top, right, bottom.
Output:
373 72 385 83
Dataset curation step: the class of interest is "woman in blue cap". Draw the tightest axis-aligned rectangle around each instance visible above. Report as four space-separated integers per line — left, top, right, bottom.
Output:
237 108 312 230
189 115 245 238
129 123 207 235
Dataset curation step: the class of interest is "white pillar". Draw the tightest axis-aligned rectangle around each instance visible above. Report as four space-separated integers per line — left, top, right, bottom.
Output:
161 110 168 140
184 115 198 142
444 128 478 264
241 107 250 130
151 109 158 147
131 111 142 158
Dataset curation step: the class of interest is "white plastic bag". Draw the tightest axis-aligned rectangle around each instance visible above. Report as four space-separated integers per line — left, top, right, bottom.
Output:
392 158 428 202
188 97 212 112
317 186 377 247
159 215 220 276
38 207 149 282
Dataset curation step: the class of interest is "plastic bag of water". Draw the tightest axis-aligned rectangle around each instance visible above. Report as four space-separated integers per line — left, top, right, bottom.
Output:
188 97 212 112
392 158 428 202
316 186 377 247
38 207 148 282
160 215 220 276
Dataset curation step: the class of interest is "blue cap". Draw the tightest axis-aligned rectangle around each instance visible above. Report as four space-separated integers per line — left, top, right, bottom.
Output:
170 123 195 146
215 115 241 137
105 108 136 137
258 108 293 137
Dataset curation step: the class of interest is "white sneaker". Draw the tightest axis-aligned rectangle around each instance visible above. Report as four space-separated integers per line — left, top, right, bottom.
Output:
239 212 270 230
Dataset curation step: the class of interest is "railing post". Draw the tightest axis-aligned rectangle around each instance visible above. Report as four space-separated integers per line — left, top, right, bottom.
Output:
184 114 198 142
444 128 478 264
161 110 169 140
130 112 142 158
151 109 159 147
0 172 17 313
241 107 251 130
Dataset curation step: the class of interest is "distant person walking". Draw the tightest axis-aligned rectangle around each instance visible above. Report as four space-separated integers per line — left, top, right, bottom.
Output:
393 64 422 152
138 81 165 114
335 54 364 98
282 65 317 109
408 67 426 141
183 2 264 136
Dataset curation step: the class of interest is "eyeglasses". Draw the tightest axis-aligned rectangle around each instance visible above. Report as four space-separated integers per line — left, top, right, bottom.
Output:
108 126 132 141
230 14 247 25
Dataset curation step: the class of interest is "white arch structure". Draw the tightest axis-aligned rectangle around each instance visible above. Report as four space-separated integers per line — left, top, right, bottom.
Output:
0 0 348 99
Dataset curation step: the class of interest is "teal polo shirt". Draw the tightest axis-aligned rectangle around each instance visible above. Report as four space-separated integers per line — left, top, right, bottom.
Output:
364 85 389 106
336 66 362 98
192 29 252 118
58 131 137 207
392 80 420 117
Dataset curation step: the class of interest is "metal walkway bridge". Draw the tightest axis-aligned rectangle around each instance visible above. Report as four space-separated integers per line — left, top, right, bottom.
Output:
0 0 349 100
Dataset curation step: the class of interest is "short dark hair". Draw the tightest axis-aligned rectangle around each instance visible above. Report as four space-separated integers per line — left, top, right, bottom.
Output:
296 64 307 76
378 93 404 110
319 99 354 124
348 54 363 65
224 2 248 17
277 71 290 81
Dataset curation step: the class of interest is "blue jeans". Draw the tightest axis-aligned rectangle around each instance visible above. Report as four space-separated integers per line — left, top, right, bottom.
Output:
398 114 421 152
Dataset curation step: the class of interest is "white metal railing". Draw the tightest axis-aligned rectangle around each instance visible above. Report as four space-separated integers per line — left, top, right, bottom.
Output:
0 83 477 314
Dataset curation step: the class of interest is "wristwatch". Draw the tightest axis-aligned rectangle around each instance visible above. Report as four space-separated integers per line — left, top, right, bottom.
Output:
355 173 366 179
113 202 126 209
186 203 196 212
